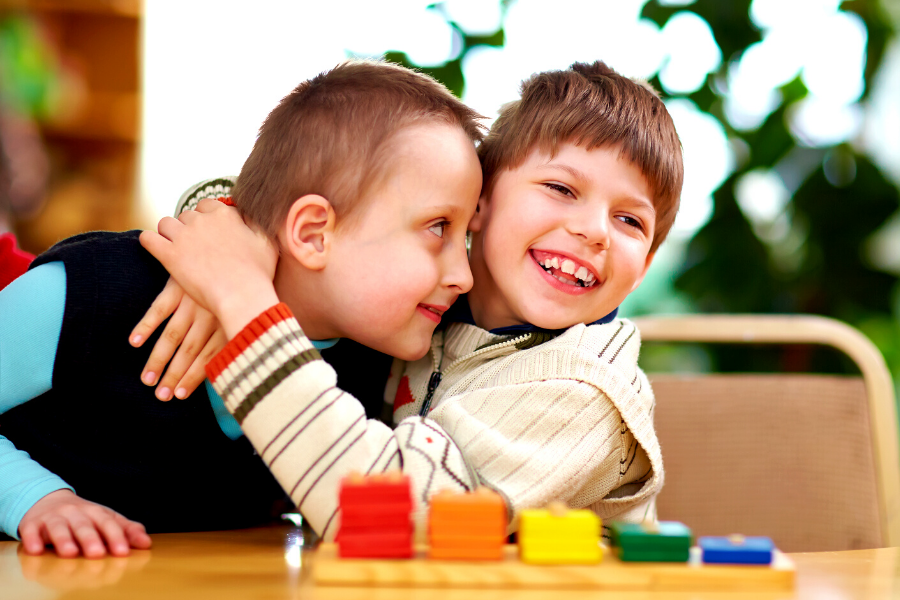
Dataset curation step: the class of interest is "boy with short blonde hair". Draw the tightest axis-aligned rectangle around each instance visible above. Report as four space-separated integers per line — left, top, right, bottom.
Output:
0 60 484 556
143 60 683 538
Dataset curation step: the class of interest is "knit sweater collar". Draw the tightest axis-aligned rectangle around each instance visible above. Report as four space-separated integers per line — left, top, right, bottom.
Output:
442 293 618 335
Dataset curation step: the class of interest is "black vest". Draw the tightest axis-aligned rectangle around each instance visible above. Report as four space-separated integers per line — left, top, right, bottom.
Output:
1 231 287 532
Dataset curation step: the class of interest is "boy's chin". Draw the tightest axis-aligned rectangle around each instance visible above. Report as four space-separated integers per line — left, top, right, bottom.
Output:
367 337 432 362
391 343 432 362
522 307 615 331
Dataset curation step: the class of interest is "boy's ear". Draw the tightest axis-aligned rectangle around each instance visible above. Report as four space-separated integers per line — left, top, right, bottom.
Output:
630 251 656 292
467 193 489 233
279 194 336 271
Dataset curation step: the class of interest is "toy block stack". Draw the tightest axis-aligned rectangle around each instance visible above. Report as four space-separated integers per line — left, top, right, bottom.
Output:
699 534 774 565
608 520 692 562
428 487 507 560
518 502 602 564
336 471 413 558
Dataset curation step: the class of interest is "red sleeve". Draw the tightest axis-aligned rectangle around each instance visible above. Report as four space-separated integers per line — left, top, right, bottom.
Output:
0 233 35 291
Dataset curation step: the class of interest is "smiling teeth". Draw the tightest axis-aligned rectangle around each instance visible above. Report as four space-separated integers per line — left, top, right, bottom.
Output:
538 255 597 286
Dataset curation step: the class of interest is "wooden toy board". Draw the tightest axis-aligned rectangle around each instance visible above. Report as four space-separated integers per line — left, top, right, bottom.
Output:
312 543 795 591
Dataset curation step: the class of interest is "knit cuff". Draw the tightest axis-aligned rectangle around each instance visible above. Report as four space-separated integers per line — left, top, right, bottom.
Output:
205 303 323 423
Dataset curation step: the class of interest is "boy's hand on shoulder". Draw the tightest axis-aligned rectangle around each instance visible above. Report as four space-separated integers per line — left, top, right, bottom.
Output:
140 199 280 339
18 490 152 558
130 277 227 401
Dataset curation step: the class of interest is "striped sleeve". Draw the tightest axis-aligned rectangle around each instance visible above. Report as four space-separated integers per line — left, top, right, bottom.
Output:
205 303 477 540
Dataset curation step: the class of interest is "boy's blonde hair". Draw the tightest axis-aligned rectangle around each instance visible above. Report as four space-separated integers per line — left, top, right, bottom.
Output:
479 61 683 252
234 60 485 238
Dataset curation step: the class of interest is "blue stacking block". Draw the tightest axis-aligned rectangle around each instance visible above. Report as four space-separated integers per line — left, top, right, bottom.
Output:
699 535 774 565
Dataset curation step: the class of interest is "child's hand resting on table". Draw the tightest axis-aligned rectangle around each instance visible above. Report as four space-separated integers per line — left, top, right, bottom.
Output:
139 198 279 339
129 277 227 401
18 490 151 558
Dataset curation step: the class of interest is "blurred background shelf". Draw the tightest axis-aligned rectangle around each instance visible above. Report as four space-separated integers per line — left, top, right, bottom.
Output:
4 0 141 253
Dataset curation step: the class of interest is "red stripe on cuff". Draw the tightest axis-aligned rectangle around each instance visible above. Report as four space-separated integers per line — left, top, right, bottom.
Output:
206 302 294 380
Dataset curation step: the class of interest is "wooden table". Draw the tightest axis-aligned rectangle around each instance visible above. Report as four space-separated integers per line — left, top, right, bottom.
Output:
1 525 898 600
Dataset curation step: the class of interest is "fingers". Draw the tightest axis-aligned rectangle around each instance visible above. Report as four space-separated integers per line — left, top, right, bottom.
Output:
141 295 197 400
93 514 131 557
131 277 185 348
195 197 226 213
174 328 227 399
139 230 174 263
42 515 87 558
156 306 217 399
18 521 47 555
156 215 184 238
18 491 151 559
115 514 152 550
65 512 109 559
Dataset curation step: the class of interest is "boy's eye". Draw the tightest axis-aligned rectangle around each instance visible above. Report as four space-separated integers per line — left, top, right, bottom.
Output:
617 215 643 230
428 221 449 238
543 183 574 196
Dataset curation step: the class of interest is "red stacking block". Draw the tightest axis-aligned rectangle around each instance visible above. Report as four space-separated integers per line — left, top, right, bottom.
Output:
339 474 414 506
339 509 413 530
337 472 414 559
337 531 414 559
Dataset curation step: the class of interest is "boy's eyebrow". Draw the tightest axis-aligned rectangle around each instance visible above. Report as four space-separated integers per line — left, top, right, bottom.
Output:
426 203 468 218
537 163 657 214
537 162 591 184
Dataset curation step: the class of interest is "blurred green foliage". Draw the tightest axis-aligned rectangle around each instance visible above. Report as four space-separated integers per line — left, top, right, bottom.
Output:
640 0 900 381
0 14 60 118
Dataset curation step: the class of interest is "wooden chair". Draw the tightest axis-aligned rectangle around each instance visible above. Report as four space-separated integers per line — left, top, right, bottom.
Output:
632 314 900 552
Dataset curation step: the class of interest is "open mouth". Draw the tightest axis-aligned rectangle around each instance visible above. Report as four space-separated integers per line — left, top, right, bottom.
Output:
531 250 598 288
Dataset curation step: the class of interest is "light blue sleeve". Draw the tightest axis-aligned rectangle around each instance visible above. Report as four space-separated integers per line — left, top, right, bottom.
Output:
0 262 74 538
207 381 243 440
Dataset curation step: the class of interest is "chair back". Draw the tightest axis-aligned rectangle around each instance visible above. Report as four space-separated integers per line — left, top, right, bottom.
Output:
633 315 900 552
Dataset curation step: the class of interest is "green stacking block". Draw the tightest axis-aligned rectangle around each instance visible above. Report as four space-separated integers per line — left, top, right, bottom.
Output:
608 521 692 562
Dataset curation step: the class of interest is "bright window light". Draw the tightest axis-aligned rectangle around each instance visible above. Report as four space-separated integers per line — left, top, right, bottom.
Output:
801 11 867 105
658 12 721 94
735 169 791 226
750 0 841 30
444 0 503 34
665 99 733 237
789 96 863 147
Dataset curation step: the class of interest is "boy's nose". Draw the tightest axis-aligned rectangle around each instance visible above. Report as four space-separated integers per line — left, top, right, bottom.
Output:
444 243 474 293
568 208 610 249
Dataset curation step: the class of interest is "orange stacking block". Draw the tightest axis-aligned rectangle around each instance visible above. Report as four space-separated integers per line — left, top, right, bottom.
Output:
429 487 507 560
336 472 414 559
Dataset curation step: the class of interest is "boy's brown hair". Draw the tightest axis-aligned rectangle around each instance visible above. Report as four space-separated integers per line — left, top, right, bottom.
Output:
234 60 485 238
478 61 683 252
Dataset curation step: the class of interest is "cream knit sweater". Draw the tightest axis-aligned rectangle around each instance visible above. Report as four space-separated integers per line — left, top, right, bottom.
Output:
206 304 664 541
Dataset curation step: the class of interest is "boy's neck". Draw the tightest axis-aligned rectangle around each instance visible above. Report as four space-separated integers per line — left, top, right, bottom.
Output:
273 259 342 341
466 242 521 332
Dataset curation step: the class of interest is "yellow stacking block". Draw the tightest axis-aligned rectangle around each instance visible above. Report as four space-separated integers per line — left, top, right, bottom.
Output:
519 503 602 564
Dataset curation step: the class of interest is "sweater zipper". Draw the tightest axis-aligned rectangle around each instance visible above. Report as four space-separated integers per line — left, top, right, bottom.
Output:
418 371 443 416
417 332 532 417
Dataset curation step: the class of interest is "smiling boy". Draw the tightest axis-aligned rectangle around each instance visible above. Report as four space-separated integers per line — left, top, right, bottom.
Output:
142 60 683 538
0 60 483 556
